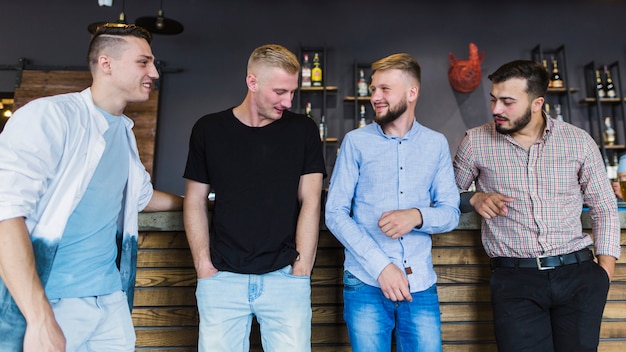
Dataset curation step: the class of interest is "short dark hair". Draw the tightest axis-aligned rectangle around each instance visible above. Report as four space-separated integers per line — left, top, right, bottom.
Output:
488 60 549 100
87 23 152 72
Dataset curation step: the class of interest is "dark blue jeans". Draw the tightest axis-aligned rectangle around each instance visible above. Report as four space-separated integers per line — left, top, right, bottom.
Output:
490 260 610 352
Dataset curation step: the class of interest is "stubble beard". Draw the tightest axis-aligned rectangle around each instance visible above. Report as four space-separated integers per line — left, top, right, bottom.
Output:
375 98 408 127
495 106 532 135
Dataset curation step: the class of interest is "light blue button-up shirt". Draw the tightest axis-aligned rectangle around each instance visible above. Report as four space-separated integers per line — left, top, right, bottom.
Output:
325 120 460 292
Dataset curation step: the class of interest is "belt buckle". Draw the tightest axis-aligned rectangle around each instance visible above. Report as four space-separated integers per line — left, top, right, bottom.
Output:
536 256 555 270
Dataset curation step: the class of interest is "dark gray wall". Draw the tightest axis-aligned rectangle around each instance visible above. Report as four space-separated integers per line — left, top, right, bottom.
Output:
1 0 625 195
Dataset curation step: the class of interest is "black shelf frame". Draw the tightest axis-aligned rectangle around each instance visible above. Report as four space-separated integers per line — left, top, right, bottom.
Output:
531 44 576 124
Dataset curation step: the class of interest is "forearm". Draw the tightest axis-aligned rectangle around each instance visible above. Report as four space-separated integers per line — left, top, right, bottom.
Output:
294 199 320 274
182 198 213 276
0 217 54 324
143 190 183 212
293 173 323 275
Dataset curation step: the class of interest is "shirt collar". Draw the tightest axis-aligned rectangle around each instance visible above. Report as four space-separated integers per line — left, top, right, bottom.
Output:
375 119 421 140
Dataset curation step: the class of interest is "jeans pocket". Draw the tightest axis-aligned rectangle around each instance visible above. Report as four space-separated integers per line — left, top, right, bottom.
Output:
343 270 365 291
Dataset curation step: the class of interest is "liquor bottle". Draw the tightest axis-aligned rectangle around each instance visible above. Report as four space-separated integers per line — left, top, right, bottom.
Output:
595 70 606 99
554 104 564 122
606 156 617 181
357 69 368 97
311 53 323 87
358 104 367 128
549 57 564 88
319 115 327 141
305 102 314 119
605 116 616 146
604 66 617 99
301 54 311 88
610 154 620 181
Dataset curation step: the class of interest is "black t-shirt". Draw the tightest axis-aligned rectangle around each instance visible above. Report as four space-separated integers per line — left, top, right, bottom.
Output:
184 108 326 274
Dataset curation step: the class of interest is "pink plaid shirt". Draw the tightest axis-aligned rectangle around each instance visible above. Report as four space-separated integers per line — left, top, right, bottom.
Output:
454 117 621 259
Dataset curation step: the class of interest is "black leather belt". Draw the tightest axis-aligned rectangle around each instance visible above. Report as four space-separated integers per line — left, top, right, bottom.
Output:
491 248 594 270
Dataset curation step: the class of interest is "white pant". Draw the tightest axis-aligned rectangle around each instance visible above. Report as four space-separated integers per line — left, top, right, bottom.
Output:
49 291 135 352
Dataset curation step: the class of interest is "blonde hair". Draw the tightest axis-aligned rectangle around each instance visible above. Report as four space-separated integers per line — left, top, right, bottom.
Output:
247 44 300 75
371 53 421 85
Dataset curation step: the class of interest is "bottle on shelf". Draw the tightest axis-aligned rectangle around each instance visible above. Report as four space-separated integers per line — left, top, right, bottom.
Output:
549 57 564 88
319 115 327 141
604 116 616 146
358 104 367 128
604 65 617 99
301 54 311 88
311 53 323 87
610 154 620 181
595 69 606 99
554 104 564 122
357 69 369 97
305 102 314 119
606 155 618 181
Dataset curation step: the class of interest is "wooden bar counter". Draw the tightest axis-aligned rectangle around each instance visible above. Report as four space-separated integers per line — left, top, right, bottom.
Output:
133 211 626 351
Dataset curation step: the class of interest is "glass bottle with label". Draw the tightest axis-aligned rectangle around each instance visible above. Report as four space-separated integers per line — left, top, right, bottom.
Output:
605 116 616 146
301 54 311 88
596 69 606 99
319 115 327 141
358 104 367 128
554 104 564 122
305 102 314 119
357 69 368 97
311 53 323 87
549 57 564 88
604 66 617 99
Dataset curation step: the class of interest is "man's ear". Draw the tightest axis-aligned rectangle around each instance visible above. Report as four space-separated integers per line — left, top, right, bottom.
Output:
532 96 545 113
246 74 258 92
98 55 112 75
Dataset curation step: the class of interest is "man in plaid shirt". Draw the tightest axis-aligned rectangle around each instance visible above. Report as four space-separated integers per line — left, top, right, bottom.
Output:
454 59 621 352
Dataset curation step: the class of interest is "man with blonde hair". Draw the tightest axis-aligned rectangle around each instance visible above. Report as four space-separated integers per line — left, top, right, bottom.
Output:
326 53 460 351
183 44 325 351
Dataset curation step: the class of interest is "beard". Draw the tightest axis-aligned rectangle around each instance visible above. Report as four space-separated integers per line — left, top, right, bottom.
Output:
374 98 408 127
495 105 532 135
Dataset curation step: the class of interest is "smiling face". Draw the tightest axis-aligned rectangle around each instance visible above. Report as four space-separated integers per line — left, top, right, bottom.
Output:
249 66 299 123
369 68 417 126
490 77 542 136
108 36 159 104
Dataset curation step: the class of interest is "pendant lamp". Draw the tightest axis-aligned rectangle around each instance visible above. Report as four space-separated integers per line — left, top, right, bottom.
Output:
135 0 184 35
87 0 128 34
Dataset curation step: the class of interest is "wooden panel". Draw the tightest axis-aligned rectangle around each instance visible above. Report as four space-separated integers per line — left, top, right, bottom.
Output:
135 328 197 347
135 268 196 287
433 248 490 265
440 303 493 322
134 287 196 307
132 228 626 351
137 249 193 268
138 232 189 249
132 307 198 327
12 70 158 176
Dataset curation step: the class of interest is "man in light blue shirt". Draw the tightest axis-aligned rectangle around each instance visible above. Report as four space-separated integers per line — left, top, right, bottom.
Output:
325 53 459 352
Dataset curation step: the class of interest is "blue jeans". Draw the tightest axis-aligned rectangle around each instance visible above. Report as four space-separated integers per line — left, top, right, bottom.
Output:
195 265 311 352
49 290 135 352
343 270 443 352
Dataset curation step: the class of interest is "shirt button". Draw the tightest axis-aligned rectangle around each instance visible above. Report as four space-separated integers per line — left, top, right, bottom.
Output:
400 166 403 170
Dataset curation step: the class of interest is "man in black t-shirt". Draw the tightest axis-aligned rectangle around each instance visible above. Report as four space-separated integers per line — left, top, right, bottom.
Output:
183 44 326 352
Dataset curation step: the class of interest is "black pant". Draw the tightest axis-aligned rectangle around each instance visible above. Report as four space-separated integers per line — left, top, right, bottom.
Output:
490 260 610 352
